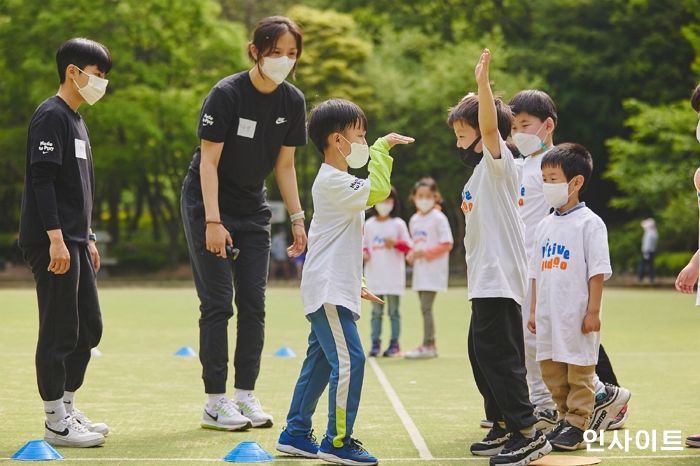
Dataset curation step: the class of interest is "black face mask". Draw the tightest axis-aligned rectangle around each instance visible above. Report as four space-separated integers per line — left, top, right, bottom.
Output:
458 136 483 175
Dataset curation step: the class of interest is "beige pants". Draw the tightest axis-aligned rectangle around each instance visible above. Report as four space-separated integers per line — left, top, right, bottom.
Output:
539 359 595 430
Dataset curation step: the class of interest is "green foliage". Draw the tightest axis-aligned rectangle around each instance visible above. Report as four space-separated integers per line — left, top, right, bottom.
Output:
605 100 700 249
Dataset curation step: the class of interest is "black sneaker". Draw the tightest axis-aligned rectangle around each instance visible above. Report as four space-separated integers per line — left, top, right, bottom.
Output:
470 425 511 457
550 422 586 451
533 408 558 433
489 430 552 466
545 420 567 442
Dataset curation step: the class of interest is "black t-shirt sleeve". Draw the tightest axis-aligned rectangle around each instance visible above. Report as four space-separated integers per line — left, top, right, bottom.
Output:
29 110 65 166
284 94 307 147
197 86 235 143
30 162 61 231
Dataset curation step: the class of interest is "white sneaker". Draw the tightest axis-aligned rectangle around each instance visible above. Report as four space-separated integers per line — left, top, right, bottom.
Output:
201 397 252 431
70 407 110 436
235 395 274 428
404 344 438 359
589 384 631 432
44 415 105 448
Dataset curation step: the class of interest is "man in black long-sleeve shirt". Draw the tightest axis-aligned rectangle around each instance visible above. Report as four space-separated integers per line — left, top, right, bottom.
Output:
18 38 112 448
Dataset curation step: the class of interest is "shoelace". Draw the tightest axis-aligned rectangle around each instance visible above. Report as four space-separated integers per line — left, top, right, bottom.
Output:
217 398 242 417
67 415 90 433
71 407 93 425
239 396 263 413
348 438 368 454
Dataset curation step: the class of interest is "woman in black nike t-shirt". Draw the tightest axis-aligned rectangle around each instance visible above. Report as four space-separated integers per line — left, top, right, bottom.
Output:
180 16 307 431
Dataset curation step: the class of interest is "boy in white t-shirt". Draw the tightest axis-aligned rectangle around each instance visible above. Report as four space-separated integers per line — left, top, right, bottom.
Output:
527 143 612 450
275 98 413 466
511 90 630 434
449 49 551 466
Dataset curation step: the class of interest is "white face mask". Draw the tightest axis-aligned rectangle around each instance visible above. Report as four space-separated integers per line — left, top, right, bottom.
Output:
542 180 573 209
375 201 394 217
72 67 108 105
416 198 435 213
260 56 295 85
696 120 700 143
512 124 547 156
338 135 370 169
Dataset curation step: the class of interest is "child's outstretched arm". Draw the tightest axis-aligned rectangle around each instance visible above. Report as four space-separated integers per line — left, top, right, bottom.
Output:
475 49 501 159
582 274 604 334
366 133 414 206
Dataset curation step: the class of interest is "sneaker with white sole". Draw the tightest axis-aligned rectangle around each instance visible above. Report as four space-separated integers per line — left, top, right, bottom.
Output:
589 384 631 432
404 344 437 359
470 424 511 456
317 436 378 465
533 408 558 434
235 395 274 428
276 428 319 458
201 397 252 431
44 415 105 448
69 406 109 436
686 433 700 448
489 430 552 466
608 403 629 430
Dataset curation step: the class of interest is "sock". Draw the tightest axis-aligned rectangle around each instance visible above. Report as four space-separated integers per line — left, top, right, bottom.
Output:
497 421 506 429
519 426 536 439
63 391 75 413
234 389 253 402
44 398 67 424
207 393 226 408
593 374 605 397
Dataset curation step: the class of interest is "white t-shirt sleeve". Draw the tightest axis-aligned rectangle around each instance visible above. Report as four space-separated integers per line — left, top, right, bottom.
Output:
437 212 454 244
482 134 515 178
323 171 372 214
585 219 613 280
397 218 412 247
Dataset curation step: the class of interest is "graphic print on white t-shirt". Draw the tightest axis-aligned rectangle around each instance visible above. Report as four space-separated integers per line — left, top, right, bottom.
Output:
529 206 612 366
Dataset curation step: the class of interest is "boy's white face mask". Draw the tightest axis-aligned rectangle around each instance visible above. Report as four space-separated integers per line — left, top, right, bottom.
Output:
73 67 108 105
513 123 547 156
542 180 573 209
338 135 370 169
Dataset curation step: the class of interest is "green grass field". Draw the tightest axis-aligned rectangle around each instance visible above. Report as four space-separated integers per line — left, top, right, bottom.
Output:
1 287 699 465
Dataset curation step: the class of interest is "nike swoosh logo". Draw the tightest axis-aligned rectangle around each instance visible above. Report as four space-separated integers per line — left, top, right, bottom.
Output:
204 409 219 421
64 401 72 405
45 424 70 436
45 410 55 414
275 117 287 124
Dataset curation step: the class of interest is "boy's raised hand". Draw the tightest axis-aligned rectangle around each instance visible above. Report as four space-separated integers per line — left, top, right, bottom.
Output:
383 133 415 149
475 48 491 87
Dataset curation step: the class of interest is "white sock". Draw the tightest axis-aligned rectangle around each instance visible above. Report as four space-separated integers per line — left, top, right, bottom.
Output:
207 393 226 408
593 374 605 395
63 391 75 413
234 389 253 402
44 398 67 424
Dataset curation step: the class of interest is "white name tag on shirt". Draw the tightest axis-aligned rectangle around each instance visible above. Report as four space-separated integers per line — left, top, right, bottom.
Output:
75 139 87 159
237 118 257 139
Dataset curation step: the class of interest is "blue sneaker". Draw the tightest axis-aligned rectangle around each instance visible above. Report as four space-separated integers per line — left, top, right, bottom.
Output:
318 436 378 465
276 428 319 458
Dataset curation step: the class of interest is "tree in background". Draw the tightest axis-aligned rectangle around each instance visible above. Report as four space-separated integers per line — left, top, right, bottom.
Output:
0 0 248 266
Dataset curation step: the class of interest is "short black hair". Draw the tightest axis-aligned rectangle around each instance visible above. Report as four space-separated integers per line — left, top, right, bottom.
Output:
373 186 401 217
56 38 112 83
541 143 593 192
308 99 367 154
691 83 700 113
446 93 512 140
509 89 558 125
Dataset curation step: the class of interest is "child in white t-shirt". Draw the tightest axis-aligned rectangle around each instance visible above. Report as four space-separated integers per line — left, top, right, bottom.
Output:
276 98 413 465
405 177 453 359
450 50 551 465
527 143 612 451
363 187 411 358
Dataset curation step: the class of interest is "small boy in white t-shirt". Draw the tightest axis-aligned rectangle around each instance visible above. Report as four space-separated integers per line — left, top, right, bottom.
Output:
275 98 413 466
527 143 612 451
449 49 551 466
